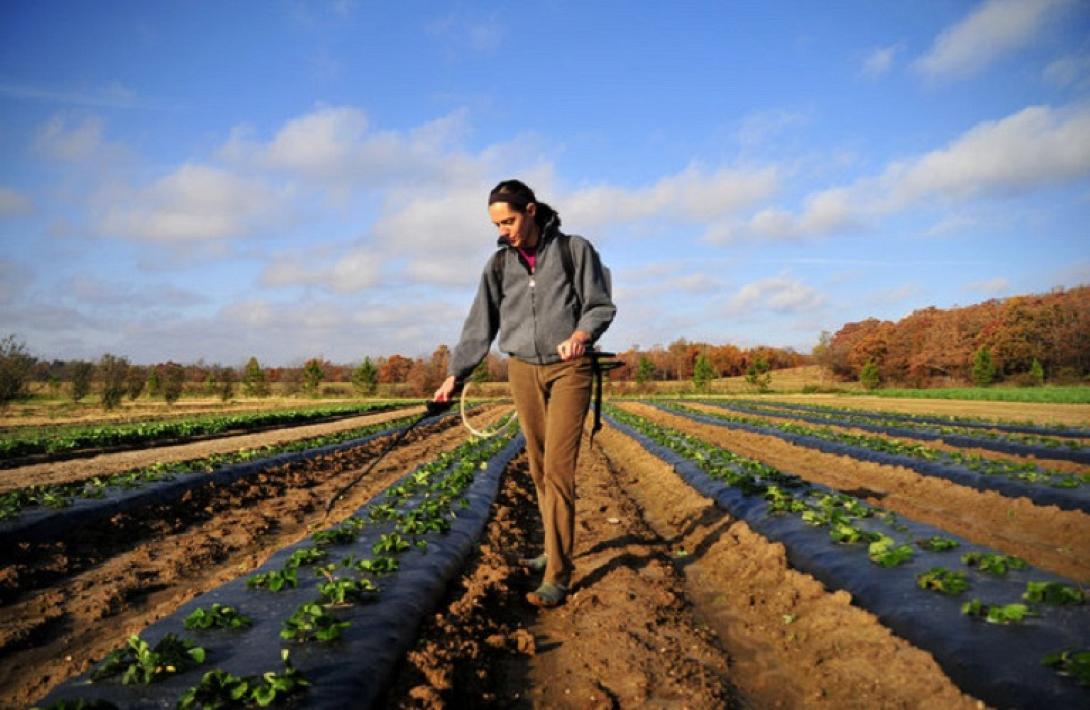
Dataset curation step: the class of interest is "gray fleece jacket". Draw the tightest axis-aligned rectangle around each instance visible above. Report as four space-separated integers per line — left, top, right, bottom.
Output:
447 217 617 381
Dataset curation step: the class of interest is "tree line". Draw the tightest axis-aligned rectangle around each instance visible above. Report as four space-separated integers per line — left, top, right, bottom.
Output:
814 286 1090 388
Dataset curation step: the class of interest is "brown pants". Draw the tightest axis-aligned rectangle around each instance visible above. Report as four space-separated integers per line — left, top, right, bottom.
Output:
507 356 593 587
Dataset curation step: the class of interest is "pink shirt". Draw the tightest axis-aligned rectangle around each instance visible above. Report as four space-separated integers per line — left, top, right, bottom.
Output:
517 245 537 272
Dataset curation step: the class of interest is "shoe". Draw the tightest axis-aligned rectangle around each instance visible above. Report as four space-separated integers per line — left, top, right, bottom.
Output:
526 582 567 608
520 553 547 572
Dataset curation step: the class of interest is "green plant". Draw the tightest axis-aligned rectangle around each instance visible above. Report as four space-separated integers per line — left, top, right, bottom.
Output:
635 355 655 389
242 356 270 398
1023 581 1085 605
868 535 914 567
302 359 324 396
280 602 350 642
372 532 411 555
745 356 772 393
961 599 1033 624
71 361 94 402
0 334 35 407
184 603 253 630
352 357 379 396
961 552 1027 576
355 555 399 576
916 567 970 596
98 354 129 411
161 362 186 405
1029 358 1045 386
859 360 880 390
177 649 309 709
692 354 716 392
247 568 298 592
972 346 996 386
90 634 206 685
1042 648 1090 686
284 547 328 569
916 536 959 552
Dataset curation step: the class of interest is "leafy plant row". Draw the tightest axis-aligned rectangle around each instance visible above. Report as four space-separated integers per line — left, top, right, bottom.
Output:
758 398 1090 439
0 401 403 461
38 417 521 709
724 399 1090 457
0 412 423 524
605 405 1090 704
673 401 1088 491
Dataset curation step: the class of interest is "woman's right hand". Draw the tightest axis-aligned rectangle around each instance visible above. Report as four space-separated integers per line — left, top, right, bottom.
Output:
434 375 458 402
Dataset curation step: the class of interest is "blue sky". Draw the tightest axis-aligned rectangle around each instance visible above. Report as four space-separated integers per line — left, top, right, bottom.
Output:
1 0 1088 366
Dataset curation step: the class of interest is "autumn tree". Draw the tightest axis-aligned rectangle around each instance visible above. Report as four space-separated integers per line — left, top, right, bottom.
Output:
98 353 129 411
161 362 186 404
0 335 35 407
126 365 146 400
71 361 94 402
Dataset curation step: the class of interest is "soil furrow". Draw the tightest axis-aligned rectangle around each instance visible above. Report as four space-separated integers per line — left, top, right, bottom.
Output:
1 407 505 709
388 439 740 708
0 405 425 495
621 402 1090 583
595 423 981 709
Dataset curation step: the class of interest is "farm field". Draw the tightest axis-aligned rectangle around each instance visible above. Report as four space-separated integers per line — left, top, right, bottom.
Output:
6 395 1089 708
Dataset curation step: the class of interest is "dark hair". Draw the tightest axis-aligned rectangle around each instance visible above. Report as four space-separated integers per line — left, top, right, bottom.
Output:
488 179 560 230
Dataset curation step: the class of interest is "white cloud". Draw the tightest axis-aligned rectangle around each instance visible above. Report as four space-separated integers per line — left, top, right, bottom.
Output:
914 0 1070 80
861 43 903 78
1044 53 1090 89
220 106 476 187
725 274 826 315
97 163 287 244
965 277 1011 295
0 80 164 110
749 103 1090 240
0 187 34 217
563 163 781 230
870 283 922 305
34 115 118 162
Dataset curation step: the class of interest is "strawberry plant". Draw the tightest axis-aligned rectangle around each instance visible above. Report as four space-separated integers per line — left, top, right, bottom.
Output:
868 535 914 567
317 574 378 606
372 532 411 555
184 603 253 630
280 602 350 643
916 568 970 596
177 649 310 708
917 536 959 552
1042 648 1090 686
246 567 298 592
90 634 206 685
961 599 1033 624
1023 581 1085 605
284 547 327 569
353 555 399 576
961 552 1028 576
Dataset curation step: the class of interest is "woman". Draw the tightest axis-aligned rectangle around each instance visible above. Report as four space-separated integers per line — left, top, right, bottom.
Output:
434 179 616 607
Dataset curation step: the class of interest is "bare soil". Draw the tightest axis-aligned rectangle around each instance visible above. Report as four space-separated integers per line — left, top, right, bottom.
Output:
389 447 739 708
0 407 504 708
388 419 979 709
623 402 1090 583
0 405 425 495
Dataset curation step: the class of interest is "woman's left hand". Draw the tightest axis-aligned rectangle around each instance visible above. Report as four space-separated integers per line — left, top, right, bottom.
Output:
557 331 591 361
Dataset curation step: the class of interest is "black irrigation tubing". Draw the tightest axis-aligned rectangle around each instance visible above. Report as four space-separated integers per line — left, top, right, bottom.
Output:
662 403 1090 516
38 431 526 710
0 403 409 469
753 399 1090 439
713 400 1090 465
605 412 1090 709
0 410 460 550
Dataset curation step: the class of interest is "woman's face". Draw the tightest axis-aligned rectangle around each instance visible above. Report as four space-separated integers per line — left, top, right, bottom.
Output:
489 201 538 248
